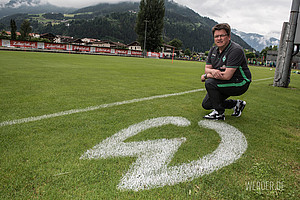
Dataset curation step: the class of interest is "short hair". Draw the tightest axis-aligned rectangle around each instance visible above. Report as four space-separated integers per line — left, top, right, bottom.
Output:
212 23 231 36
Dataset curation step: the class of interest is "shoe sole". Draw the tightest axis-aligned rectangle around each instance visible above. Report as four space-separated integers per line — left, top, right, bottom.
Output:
203 116 225 120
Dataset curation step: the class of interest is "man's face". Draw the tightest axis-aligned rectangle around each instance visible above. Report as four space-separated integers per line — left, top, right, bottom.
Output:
214 29 230 49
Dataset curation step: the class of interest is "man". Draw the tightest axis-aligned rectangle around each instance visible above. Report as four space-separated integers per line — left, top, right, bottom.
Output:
201 23 251 120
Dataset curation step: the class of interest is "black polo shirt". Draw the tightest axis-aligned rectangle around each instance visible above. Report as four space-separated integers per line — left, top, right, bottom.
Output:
206 41 252 86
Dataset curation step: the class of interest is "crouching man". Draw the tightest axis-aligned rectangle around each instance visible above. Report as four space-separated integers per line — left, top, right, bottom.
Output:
201 23 252 120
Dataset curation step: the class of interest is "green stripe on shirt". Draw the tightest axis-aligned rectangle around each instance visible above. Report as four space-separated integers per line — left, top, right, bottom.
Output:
239 66 251 82
217 80 248 87
217 66 250 87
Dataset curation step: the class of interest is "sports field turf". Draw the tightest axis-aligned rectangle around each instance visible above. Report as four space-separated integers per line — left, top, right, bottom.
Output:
0 51 299 199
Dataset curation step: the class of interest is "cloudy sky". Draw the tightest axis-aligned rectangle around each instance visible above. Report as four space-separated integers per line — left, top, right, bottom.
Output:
1 0 294 38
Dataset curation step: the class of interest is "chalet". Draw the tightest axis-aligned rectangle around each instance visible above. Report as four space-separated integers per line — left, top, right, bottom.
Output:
55 35 73 43
40 33 56 42
29 33 40 38
127 41 141 51
71 38 84 45
161 44 176 58
89 40 106 47
111 41 127 49
101 40 127 49
3 31 40 39
91 40 110 48
4 31 21 37
81 38 100 44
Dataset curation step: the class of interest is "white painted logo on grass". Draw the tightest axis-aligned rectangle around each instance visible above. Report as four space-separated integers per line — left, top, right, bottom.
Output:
80 117 247 191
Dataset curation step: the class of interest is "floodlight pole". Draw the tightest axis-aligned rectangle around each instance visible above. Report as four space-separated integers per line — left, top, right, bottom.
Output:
274 0 300 87
143 20 149 58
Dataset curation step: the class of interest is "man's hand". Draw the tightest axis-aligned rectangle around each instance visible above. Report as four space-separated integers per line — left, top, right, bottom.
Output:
201 74 206 82
211 69 222 79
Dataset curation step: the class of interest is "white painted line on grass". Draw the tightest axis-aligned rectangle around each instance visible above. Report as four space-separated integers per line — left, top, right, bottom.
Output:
253 77 274 82
0 88 205 127
80 117 248 191
0 77 274 127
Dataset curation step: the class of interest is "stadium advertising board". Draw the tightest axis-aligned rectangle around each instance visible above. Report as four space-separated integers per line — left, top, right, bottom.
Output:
10 40 37 48
95 47 111 53
131 50 143 56
72 45 91 52
44 43 67 50
1 39 145 57
115 49 128 54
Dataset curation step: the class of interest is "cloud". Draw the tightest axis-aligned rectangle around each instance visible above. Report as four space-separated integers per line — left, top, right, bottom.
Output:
174 0 291 37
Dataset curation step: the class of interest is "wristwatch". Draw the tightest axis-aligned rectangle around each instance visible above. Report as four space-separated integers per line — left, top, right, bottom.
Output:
204 73 208 79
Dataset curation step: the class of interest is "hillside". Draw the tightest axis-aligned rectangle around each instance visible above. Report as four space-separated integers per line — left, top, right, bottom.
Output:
0 0 253 52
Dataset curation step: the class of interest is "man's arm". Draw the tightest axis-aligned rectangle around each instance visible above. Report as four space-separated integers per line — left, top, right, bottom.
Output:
220 68 236 80
205 64 223 79
201 65 237 81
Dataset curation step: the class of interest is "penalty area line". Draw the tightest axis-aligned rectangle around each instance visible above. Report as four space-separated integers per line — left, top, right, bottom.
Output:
0 77 273 127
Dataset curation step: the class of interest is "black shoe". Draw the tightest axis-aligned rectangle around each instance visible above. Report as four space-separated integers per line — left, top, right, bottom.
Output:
231 100 246 117
203 110 225 120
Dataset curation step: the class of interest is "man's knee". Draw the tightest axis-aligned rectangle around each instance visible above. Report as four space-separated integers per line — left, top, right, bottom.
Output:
202 96 212 110
205 78 218 89
202 101 211 110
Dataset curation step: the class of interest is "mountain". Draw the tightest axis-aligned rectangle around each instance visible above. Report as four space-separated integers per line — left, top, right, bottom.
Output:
0 0 253 52
0 0 75 18
232 29 279 52
2 0 42 8
69 1 253 51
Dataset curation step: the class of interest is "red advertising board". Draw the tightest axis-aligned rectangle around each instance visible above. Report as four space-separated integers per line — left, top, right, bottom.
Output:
95 47 111 53
10 40 37 48
147 52 160 57
115 49 128 54
45 43 67 50
72 45 91 52
131 50 143 56
4 40 145 58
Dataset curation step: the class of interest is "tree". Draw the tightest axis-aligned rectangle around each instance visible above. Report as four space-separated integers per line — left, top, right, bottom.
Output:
10 19 17 40
168 38 182 57
168 38 182 50
0 23 5 30
245 51 256 59
135 0 165 52
184 48 191 57
20 20 32 40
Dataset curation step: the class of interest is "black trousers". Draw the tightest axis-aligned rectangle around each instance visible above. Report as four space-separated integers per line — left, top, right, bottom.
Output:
202 78 250 114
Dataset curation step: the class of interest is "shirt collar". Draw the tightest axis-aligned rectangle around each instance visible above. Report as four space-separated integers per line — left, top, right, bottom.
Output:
216 40 232 54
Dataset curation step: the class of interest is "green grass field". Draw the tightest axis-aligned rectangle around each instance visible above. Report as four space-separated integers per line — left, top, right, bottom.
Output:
0 51 299 199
